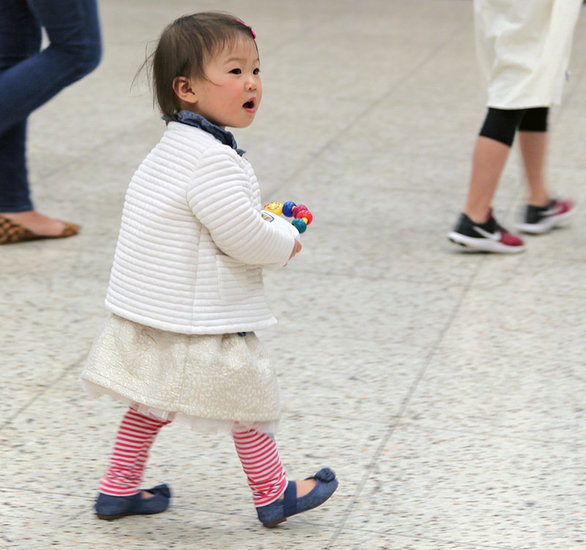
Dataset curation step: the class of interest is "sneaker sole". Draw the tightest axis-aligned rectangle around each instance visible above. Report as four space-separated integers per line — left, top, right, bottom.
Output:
515 209 575 234
448 232 526 253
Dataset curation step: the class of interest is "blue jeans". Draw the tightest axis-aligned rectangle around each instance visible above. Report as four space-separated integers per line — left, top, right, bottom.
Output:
0 0 101 212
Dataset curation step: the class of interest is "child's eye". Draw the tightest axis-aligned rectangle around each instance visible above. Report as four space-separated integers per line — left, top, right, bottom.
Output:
229 68 242 75
253 68 260 75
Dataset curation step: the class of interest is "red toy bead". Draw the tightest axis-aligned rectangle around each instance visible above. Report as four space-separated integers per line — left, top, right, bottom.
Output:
294 209 313 225
291 204 307 217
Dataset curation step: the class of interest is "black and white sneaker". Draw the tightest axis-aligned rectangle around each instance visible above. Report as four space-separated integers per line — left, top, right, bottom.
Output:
515 198 575 234
448 210 526 253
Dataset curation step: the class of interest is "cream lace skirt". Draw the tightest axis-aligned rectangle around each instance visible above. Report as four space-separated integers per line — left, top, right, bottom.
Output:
81 314 280 434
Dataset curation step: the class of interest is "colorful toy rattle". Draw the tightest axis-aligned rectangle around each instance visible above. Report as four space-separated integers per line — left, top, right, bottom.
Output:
263 201 314 233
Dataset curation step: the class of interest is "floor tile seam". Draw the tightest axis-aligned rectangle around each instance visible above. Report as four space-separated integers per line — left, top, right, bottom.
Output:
0 298 108 312
275 332 446 348
280 410 401 427
326 273 476 547
272 328 440 351
542 158 586 171
443 285 586 305
0 484 260 509
0 486 260 522
1 493 90 531
265 25 470 201
260 15 331 60
303 184 471 198
497 179 525 220
0 357 84 431
31 113 156 182
326 522 518 550
293 263 586 291
430 345 586 368
282 264 484 288
297 266 586 296
2 488 341 538
0 486 261 517
395 419 585 448
0 485 84 497
289 267 519 300
492 249 586 267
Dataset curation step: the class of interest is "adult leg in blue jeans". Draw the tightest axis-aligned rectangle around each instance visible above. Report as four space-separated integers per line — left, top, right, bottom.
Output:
0 0 101 241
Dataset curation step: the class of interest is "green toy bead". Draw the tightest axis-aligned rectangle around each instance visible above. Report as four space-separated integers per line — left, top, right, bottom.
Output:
291 218 307 233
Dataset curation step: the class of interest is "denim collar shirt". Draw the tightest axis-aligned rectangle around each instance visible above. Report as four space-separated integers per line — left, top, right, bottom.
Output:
168 111 246 157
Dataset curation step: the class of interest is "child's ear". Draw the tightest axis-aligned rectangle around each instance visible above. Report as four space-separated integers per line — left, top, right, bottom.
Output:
172 76 198 104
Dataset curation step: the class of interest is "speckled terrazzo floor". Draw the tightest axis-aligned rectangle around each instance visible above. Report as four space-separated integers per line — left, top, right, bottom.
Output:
1 1 585 549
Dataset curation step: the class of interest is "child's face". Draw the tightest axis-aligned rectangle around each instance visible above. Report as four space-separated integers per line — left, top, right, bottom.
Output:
189 38 262 128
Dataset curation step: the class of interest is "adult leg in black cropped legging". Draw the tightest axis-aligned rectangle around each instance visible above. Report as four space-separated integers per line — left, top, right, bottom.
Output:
463 107 528 224
517 107 549 207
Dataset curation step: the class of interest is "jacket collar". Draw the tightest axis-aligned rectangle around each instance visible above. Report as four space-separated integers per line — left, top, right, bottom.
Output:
168 111 246 157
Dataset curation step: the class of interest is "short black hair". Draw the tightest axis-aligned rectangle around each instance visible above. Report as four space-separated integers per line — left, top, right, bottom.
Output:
148 12 257 118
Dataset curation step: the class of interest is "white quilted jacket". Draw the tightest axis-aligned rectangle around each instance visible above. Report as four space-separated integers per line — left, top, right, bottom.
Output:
105 122 296 334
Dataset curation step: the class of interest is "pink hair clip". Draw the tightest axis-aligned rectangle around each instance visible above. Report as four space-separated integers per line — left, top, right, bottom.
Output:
234 18 256 39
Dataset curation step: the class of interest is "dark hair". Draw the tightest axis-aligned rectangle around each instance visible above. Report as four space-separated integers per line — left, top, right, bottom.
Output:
146 12 257 119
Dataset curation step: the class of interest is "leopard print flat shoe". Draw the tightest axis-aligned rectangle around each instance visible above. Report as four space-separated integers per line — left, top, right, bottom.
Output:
0 215 80 245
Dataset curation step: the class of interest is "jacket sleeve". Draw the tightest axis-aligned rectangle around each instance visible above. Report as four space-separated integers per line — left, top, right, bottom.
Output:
186 148 295 267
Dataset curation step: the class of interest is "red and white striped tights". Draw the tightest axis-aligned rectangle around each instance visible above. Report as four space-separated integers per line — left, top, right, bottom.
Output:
99 407 287 506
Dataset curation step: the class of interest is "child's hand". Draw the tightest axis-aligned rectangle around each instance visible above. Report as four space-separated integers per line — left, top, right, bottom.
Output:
289 239 302 260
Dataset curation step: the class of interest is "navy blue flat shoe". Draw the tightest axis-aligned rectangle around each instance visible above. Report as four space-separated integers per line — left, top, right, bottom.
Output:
95 484 171 520
256 468 338 527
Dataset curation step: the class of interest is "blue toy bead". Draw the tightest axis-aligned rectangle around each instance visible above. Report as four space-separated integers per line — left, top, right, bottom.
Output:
291 218 307 233
282 201 296 218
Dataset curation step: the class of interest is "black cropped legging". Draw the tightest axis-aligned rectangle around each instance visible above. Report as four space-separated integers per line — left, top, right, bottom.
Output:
479 107 549 147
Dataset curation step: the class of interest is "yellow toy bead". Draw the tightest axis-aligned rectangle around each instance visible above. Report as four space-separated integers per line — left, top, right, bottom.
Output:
264 201 284 215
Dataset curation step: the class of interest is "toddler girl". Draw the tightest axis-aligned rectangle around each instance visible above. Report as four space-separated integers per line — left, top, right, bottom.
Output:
81 12 337 527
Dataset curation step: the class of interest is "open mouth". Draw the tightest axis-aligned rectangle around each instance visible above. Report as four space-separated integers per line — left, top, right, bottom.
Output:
243 99 255 110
